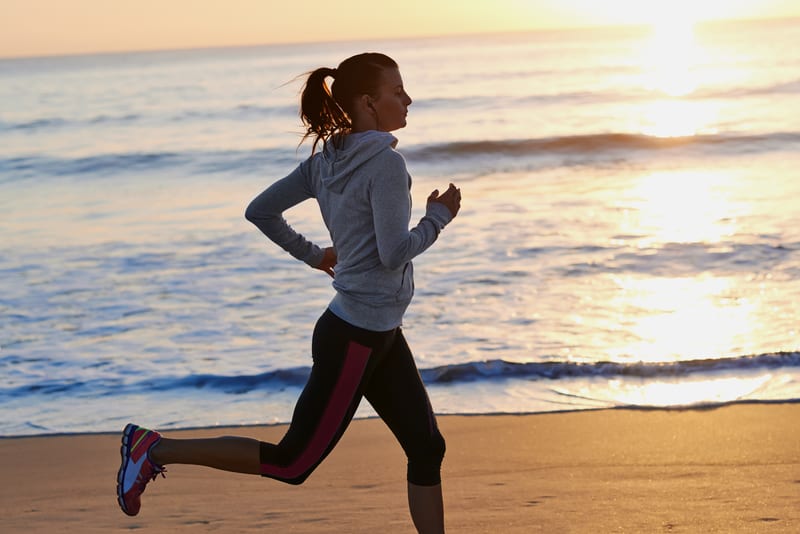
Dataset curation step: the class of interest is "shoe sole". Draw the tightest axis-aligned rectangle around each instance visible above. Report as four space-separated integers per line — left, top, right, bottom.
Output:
116 423 136 516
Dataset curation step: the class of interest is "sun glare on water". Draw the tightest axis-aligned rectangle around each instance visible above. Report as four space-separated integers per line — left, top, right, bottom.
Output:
644 19 697 96
635 5 720 138
620 170 743 245
610 275 758 362
600 373 773 407
574 270 768 407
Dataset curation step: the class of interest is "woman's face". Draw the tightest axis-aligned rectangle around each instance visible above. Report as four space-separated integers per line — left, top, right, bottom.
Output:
370 67 413 132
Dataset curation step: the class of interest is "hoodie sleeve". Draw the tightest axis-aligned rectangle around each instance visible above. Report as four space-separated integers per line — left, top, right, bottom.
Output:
370 150 453 270
245 163 326 268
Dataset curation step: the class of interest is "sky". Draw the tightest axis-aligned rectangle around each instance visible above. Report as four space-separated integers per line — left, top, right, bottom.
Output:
2 0 800 59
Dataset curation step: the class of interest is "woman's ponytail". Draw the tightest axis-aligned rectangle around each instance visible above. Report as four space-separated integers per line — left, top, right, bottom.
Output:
300 67 350 153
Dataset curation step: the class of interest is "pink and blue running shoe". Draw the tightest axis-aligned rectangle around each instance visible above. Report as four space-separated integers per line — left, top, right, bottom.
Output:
116 423 166 516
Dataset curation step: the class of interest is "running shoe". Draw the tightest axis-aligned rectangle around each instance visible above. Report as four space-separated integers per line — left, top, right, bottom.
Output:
116 423 166 516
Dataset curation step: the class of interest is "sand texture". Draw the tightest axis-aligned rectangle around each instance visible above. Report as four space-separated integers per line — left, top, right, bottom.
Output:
1 404 798 533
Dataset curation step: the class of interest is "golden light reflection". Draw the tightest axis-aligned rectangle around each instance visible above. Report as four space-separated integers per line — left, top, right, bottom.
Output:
611 276 756 362
635 10 719 138
621 170 739 245
642 16 698 97
605 374 773 407
640 100 719 138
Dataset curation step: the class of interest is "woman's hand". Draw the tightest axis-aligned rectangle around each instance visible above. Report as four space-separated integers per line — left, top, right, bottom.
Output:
315 246 337 278
427 183 461 218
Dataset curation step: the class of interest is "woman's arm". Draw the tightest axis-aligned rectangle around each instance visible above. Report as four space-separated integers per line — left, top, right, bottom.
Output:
245 166 326 269
370 152 456 270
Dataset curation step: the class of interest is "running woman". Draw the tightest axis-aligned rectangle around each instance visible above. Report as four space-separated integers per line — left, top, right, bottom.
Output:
116 52 461 534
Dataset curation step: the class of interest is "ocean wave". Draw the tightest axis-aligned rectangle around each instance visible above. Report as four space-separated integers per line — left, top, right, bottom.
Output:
414 91 613 110
421 352 800 383
0 105 293 133
1 113 142 132
0 148 297 181
0 152 188 179
3 352 798 399
696 77 800 99
551 241 799 277
4 130 799 182
150 367 312 393
1 117 70 131
404 131 800 161
412 76 800 109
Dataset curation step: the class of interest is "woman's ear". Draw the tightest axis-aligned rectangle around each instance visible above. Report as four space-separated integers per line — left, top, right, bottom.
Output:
361 94 376 115
350 94 378 131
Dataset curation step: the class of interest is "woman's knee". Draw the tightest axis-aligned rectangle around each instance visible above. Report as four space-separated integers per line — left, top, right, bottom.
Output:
406 430 446 486
259 440 317 485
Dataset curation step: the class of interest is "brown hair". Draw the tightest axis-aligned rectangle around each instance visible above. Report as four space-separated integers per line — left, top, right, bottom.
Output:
300 53 398 153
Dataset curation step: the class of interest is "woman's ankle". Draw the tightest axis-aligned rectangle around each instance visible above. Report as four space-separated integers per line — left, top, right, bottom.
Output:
148 438 167 465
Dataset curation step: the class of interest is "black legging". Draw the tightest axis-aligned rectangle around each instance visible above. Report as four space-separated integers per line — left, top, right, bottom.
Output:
259 308 446 486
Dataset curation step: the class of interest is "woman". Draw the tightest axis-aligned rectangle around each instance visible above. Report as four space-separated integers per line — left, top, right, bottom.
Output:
116 52 460 534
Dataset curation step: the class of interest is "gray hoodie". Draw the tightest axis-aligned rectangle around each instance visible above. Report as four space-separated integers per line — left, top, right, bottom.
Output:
245 130 453 331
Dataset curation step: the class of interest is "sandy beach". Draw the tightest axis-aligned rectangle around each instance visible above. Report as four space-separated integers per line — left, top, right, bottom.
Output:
1 403 798 533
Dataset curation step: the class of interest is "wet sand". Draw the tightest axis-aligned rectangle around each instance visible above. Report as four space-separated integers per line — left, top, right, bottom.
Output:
1 404 798 533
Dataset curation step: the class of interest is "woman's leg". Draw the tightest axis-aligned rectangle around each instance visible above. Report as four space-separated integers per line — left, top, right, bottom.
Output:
149 435 261 474
148 330 369 478
408 482 445 534
147 310 392 485
119 310 387 516
363 329 446 534
258 323 376 484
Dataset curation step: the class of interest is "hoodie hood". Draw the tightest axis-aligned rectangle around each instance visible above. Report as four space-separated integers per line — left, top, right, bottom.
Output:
320 130 398 193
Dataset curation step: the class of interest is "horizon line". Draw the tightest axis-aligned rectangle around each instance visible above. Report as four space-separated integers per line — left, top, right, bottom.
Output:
1 14 796 62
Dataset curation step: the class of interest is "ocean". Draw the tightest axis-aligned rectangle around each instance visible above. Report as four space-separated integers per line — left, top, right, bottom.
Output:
1 18 799 436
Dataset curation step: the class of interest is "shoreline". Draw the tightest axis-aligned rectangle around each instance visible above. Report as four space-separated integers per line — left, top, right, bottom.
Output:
1 404 798 532
3 398 799 440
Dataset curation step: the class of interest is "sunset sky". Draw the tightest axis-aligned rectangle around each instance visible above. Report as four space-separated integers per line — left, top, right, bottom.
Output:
3 0 800 58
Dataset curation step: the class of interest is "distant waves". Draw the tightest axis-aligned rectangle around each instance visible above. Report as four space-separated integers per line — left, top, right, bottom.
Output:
3 351 798 399
4 131 800 182
406 131 800 160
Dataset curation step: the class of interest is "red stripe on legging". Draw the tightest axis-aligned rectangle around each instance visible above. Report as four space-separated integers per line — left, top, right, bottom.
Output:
261 341 371 479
